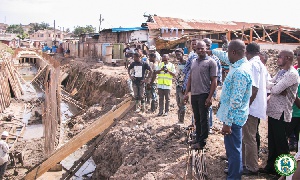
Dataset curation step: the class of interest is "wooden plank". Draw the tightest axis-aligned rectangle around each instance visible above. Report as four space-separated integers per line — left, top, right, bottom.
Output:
30 65 48 84
2 74 10 108
278 27 281 44
3 59 23 97
281 30 300 42
61 102 134 180
251 28 261 40
261 25 274 43
0 74 5 113
23 98 134 179
250 28 253 42
260 30 278 41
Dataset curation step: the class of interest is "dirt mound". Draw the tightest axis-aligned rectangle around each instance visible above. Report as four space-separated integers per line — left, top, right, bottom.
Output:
91 114 187 179
63 63 129 107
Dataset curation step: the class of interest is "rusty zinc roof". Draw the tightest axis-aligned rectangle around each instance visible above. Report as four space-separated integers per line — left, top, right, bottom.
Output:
147 16 273 31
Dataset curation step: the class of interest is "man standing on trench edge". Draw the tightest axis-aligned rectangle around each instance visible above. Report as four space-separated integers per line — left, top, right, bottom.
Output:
216 40 252 180
184 40 218 150
128 52 152 113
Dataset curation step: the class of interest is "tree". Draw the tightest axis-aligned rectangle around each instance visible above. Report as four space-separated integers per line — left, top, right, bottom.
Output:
17 32 29 40
39 22 50 30
29 22 52 34
6 24 24 34
73 25 96 36
65 28 70 33
29 23 40 33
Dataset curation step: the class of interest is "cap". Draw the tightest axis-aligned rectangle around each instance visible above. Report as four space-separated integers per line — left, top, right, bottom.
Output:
1 131 9 137
149 45 156 51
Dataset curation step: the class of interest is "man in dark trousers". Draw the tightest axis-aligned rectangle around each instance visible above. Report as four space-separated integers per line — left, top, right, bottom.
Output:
123 43 131 69
128 52 152 112
184 41 218 150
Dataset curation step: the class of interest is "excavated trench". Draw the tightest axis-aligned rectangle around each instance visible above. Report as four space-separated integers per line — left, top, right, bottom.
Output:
63 65 189 180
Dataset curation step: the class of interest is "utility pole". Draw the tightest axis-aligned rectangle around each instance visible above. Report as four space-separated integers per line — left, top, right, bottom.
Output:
99 14 104 33
54 20 56 46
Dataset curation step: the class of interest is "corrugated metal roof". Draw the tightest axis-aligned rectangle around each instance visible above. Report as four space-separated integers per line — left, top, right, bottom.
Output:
147 16 274 31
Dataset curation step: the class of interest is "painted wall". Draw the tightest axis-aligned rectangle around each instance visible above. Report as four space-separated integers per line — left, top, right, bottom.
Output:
130 30 148 42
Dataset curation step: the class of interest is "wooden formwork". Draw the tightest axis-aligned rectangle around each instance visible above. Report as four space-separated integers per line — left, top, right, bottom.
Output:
23 98 134 180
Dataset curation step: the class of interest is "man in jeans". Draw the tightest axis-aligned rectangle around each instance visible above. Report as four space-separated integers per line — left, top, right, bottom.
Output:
175 48 186 123
128 52 152 112
184 41 217 150
215 40 253 180
155 54 176 116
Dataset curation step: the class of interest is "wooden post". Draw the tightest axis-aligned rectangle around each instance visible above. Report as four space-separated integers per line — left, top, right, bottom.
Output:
227 31 231 41
250 28 253 42
23 99 134 180
278 26 281 44
262 28 266 41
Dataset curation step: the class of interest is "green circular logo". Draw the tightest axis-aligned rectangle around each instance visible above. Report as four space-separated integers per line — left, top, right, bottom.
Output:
275 154 297 176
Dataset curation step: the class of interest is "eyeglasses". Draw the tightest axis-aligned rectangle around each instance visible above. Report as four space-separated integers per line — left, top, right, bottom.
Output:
277 55 285 58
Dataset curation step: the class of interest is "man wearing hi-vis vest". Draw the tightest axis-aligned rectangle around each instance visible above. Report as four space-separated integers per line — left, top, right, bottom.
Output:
155 54 176 116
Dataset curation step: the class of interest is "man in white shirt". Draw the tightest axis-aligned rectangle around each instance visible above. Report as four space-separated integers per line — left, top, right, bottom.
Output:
0 131 9 179
242 42 269 175
260 50 299 175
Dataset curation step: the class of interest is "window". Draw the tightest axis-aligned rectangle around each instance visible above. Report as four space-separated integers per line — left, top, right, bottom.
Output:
41 34 44 37
49 34 50 37
32 35 34 37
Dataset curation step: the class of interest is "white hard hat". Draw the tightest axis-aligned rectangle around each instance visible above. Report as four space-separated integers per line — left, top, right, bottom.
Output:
1 131 8 137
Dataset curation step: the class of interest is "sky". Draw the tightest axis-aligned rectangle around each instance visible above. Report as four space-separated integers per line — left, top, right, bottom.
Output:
0 0 300 31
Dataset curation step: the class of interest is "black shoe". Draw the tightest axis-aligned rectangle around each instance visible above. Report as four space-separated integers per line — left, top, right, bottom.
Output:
243 168 258 175
158 112 163 116
258 168 276 175
191 143 204 150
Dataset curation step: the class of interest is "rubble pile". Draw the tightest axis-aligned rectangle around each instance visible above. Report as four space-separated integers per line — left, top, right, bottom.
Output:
264 49 280 77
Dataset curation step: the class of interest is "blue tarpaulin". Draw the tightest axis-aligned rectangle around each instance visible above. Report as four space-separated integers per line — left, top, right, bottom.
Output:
111 27 147 32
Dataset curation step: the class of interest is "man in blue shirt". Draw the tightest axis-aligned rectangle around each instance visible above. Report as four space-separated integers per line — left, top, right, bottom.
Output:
216 40 252 180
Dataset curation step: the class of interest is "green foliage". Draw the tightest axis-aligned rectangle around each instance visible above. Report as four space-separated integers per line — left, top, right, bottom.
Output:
39 22 50 30
17 32 29 40
0 42 14 55
73 25 96 36
28 22 52 33
6 47 14 55
65 28 70 33
6 24 24 34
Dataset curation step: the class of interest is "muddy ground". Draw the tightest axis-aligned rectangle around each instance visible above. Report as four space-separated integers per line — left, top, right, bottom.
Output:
0 47 295 179
59 52 284 180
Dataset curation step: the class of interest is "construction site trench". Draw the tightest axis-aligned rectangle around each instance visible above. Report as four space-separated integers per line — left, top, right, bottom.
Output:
2 45 299 179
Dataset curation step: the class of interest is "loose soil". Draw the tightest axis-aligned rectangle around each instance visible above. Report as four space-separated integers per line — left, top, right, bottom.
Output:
2 47 298 179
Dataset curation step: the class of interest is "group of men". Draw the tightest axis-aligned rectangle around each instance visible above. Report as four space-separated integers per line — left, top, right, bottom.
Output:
125 38 300 179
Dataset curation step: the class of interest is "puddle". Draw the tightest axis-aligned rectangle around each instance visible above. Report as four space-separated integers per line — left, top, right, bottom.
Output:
23 124 44 140
18 62 92 177
61 146 96 179
17 63 38 81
